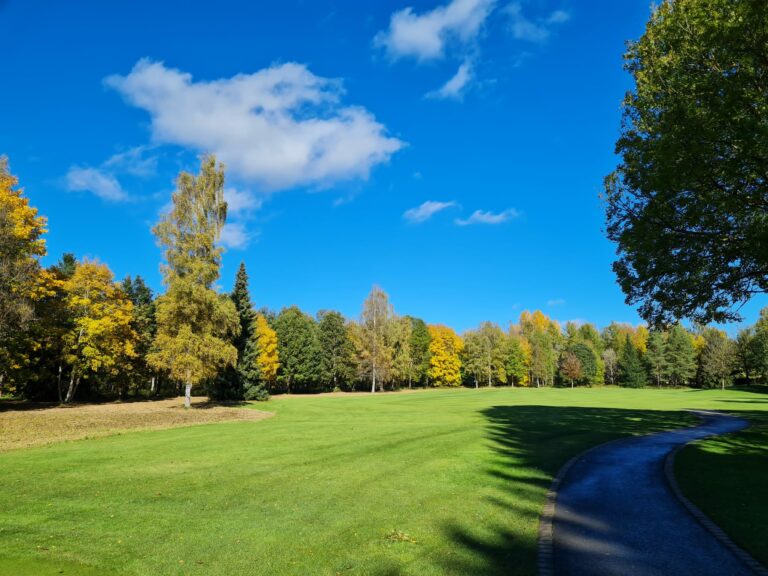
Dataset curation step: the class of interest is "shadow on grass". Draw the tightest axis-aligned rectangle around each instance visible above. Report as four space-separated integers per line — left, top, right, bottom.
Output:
439 405 694 576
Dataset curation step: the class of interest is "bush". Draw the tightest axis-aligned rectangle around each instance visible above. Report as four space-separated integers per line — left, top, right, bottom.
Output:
244 385 270 402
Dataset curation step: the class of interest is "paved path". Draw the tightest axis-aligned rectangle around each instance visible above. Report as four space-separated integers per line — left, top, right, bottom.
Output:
552 411 753 576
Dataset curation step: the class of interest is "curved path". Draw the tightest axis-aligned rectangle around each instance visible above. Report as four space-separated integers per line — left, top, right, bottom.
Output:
550 411 755 576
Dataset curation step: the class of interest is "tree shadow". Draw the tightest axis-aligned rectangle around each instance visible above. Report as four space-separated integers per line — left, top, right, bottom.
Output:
438 405 695 576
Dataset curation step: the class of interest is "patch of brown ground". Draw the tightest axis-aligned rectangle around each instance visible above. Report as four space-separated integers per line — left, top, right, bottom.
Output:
0 397 271 452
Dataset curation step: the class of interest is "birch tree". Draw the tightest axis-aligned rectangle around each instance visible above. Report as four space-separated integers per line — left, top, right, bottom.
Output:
147 155 239 408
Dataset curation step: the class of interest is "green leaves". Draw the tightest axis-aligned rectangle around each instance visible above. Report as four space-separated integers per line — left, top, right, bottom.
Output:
606 0 768 325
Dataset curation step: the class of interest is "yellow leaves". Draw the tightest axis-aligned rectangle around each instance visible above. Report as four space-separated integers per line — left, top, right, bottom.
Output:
631 325 649 354
62 259 139 377
427 324 463 387
0 158 47 259
254 314 279 385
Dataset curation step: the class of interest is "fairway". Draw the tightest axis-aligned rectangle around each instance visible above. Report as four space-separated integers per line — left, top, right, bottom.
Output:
0 387 765 576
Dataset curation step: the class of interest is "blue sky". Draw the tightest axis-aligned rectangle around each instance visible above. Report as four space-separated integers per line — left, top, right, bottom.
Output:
2 0 764 333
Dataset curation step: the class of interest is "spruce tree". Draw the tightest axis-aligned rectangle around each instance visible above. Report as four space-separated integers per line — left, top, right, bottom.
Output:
317 310 355 391
645 330 668 387
618 335 647 388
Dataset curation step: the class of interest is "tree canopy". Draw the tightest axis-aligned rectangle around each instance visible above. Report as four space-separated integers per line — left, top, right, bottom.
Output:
605 0 768 325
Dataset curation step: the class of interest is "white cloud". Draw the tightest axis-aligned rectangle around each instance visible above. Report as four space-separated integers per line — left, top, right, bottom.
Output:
224 186 262 218
427 61 473 100
375 0 495 61
219 222 253 250
403 200 458 223
102 146 158 177
105 59 403 191
505 3 570 43
547 298 566 307
455 208 518 225
65 166 128 202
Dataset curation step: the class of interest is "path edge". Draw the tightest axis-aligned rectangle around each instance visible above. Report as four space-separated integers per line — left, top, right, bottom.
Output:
664 421 768 576
537 435 630 576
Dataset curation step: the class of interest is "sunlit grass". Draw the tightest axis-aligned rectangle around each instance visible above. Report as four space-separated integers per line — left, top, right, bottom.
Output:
0 387 764 575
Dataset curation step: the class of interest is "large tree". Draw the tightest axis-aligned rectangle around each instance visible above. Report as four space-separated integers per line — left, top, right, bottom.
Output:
273 306 320 392
0 157 47 388
62 260 138 403
406 316 431 388
665 324 698 386
698 328 736 389
605 0 768 325
427 325 463 387
358 286 394 393
147 155 239 408
317 310 355 391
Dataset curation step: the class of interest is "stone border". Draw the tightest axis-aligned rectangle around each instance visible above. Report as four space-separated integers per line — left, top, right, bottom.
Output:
664 416 768 576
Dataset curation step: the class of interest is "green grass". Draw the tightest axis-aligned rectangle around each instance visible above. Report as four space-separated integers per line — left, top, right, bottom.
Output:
675 391 768 566
0 387 765 576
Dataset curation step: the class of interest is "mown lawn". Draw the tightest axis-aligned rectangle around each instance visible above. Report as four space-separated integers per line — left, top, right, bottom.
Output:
0 387 765 576
675 390 768 567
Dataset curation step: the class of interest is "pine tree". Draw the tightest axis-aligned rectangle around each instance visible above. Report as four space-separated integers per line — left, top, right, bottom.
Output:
618 335 647 388
645 330 668 387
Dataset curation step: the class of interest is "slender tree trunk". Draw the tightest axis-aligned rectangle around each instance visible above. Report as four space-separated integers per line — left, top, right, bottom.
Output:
57 363 64 404
0 373 4 398
474 377 478 389
721 378 725 391
371 365 376 393
571 379 574 389
184 383 192 408
65 372 80 404
150 376 156 395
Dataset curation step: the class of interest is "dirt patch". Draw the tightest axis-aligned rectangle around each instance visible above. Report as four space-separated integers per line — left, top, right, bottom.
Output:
0 397 271 452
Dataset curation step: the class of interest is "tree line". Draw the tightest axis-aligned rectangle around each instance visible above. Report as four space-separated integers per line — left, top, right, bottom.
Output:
1 155 767 403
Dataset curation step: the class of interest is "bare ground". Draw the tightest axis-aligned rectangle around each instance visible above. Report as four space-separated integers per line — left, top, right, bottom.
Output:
0 397 272 452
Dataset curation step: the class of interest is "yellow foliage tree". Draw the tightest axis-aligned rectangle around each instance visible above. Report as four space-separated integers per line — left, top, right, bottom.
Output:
62 259 138 403
0 157 48 391
254 314 279 388
427 324 463 387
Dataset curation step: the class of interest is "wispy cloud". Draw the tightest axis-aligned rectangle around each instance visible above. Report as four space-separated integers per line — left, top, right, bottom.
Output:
403 200 458 223
102 145 158 178
505 3 570 43
65 166 128 202
455 208 518 226
105 59 403 191
427 61 473 101
547 298 566 307
64 146 158 202
224 187 262 218
219 222 254 250
374 0 495 62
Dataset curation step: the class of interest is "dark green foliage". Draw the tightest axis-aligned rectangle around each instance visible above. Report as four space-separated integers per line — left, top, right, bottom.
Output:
408 316 431 386
605 0 768 325
231 263 255 355
568 343 598 386
120 275 157 392
618 336 647 388
317 310 355 390
243 384 269 401
208 263 254 400
665 324 697 386
273 306 321 392
644 331 668 387
697 328 736 389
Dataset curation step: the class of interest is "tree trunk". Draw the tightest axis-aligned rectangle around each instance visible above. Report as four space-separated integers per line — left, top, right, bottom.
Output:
184 383 192 408
571 379 574 389
65 372 80 404
371 365 376 393
721 378 725 391
150 376 157 395
57 363 64 404
474 377 478 389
